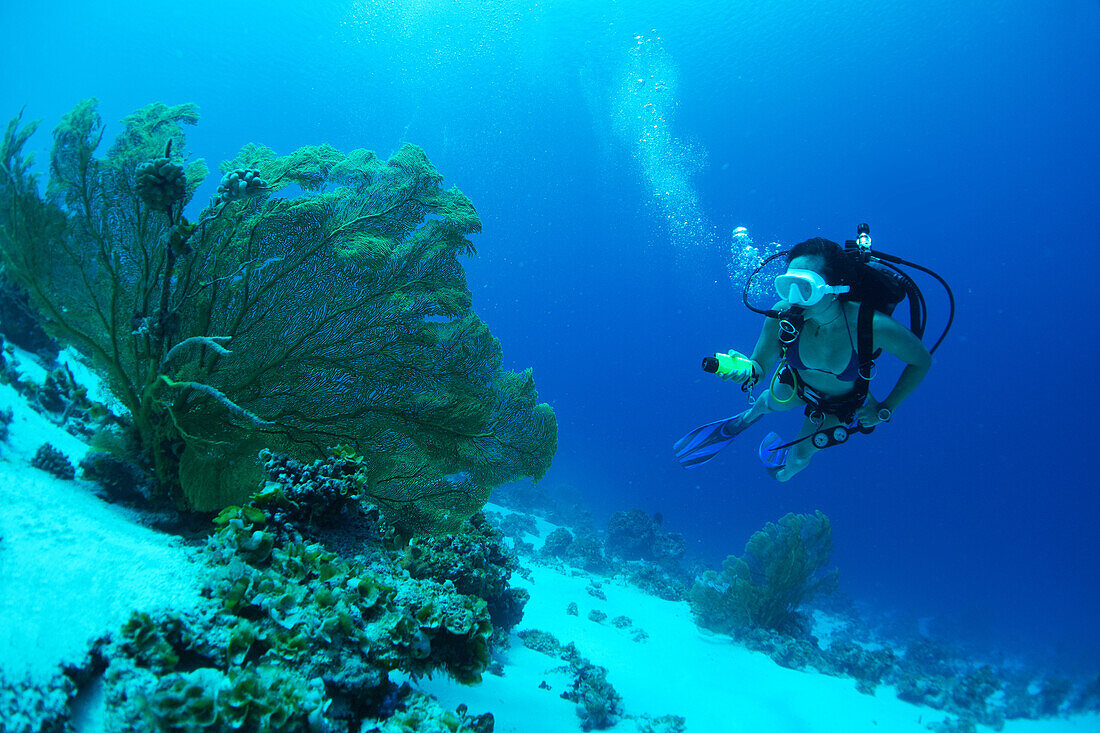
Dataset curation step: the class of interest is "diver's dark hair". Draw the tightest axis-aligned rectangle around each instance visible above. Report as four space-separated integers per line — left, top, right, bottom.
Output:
786 237 854 287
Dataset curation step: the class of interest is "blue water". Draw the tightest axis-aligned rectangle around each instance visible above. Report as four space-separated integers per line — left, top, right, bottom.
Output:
3 0 1098 672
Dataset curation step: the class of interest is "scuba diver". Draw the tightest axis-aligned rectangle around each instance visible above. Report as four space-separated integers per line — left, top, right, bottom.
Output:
675 225 953 481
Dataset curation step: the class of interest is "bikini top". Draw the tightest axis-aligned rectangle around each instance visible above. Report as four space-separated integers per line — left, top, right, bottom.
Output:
785 340 861 381
784 307 861 382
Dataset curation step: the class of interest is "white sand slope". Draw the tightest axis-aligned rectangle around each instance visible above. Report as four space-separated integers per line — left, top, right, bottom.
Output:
0 379 205 687
417 512 1100 733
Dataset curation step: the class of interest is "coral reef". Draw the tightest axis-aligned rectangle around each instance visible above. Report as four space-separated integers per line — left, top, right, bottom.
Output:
731 606 1097 729
123 663 331 731
1068 675 1100 714
740 627 826 671
402 512 529 635
605 509 657 560
497 511 539 540
92 483 498 732
929 717 978 733
0 101 557 519
541 527 575 558
33 363 103 438
689 511 838 635
605 510 686 571
573 531 607 571
1 353 112 440
825 639 897 693
30 443 75 480
0 671 76 733
536 510 689 602
626 563 688 602
631 714 687 733
516 630 676 729
489 479 595 531
253 449 396 557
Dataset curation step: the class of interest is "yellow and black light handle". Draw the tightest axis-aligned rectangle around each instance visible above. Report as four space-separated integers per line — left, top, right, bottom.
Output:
701 350 761 391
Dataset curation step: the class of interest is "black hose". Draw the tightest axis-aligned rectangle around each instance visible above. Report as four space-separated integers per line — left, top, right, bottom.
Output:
739 246 954 353
742 250 790 317
881 255 955 354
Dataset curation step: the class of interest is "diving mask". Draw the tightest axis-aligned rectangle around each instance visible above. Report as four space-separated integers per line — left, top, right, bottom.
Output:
774 268 850 307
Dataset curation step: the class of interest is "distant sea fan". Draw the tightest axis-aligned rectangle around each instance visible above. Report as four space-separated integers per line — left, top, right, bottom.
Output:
31 443 75 480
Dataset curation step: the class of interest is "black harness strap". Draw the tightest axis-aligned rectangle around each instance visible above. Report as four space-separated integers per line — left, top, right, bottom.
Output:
852 301 876 406
778 302 877 425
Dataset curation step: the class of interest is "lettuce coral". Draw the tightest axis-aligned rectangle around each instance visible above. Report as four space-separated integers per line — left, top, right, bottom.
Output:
367 691 494 732
101 486 497 731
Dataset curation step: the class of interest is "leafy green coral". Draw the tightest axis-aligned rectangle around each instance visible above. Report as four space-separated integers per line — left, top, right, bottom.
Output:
369 692 494 733
403 512 530 634
0 100 556 519
103 489 498 731
207 501 495 687
135 665 330 732
689 510 838 635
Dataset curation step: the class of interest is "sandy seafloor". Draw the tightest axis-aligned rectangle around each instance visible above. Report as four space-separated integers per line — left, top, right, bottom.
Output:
0 348 1097 733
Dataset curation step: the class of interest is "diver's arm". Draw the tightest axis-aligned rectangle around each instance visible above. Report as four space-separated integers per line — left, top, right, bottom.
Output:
747 301 787 376
866 312 932 415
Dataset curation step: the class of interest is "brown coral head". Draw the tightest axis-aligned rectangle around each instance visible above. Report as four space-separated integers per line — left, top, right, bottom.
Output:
136 156 186 212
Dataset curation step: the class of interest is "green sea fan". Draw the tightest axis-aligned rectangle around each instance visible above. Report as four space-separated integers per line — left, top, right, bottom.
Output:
0 100 557 517
689 510 838 635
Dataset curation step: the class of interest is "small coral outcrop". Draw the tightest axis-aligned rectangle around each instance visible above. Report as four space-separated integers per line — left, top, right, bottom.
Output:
370 692 494 732
560 644 624 731
403 512 529 636
0 405 12 443
30 443 75 480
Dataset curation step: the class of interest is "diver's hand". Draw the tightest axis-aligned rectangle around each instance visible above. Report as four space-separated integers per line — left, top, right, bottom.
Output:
719 350 760 385
856 397 882 427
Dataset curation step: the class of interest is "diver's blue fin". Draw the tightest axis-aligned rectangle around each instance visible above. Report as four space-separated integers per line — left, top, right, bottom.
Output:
674 413 758 469
758 431 790 478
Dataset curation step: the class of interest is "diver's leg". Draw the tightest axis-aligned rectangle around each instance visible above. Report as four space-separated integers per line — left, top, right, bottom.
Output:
771 413 843 482
743 384 802 422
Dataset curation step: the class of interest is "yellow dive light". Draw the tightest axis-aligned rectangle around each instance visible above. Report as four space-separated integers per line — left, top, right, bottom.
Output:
701 351 759 385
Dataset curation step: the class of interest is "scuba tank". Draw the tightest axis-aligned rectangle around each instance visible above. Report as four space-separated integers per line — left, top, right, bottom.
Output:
741 223 954 354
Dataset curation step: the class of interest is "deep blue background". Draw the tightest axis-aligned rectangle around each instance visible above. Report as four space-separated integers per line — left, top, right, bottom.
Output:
3 1 1098 669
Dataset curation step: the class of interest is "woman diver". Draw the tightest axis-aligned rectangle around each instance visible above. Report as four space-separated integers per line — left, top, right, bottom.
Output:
675 237 934 481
